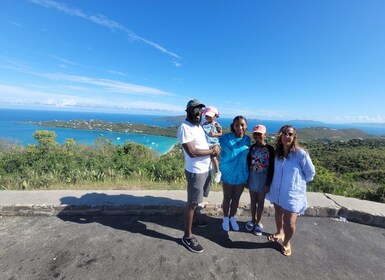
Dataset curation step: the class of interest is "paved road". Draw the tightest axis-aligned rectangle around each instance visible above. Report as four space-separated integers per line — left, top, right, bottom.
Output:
1 215 384 280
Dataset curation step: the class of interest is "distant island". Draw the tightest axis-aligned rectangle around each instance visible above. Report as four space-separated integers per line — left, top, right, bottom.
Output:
23 119 381 142
23 119 178 138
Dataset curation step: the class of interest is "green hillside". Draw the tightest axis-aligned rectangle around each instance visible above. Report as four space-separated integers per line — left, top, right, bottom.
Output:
295 127 375 142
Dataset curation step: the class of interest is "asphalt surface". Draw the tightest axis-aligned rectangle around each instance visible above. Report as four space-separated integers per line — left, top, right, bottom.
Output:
1 214 384 280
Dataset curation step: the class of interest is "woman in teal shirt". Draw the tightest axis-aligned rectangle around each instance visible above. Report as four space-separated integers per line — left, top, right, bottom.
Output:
219 116 251 232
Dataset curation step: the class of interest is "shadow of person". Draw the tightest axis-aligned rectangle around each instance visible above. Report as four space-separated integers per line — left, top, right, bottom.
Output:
194 218 282 252
57 192 184 245
58 192 186 208
57 192 280 252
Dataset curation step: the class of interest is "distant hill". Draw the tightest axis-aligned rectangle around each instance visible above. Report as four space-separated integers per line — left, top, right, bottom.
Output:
295 127 376 142
287 120 326 126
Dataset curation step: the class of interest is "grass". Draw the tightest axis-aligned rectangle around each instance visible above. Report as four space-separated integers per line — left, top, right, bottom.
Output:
14 179 224 192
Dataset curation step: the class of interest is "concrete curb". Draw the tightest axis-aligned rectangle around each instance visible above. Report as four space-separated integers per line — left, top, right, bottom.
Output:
324 194 385 229
0 190 384 228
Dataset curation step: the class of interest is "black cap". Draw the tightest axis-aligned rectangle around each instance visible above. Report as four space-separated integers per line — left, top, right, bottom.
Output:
186 99 205 109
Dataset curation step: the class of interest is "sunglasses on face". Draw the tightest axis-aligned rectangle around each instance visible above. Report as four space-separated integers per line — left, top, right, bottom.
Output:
282 132 294 137
191 107 203 114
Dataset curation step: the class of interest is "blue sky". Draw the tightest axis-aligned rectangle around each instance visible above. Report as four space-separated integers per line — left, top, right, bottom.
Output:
1 0 385 123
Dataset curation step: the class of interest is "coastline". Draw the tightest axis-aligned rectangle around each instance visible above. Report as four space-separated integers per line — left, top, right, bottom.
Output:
1 109 385 157
164 142 179 155
0 121 178 155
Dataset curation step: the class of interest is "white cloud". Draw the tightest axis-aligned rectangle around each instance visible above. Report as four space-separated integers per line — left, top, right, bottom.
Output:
35 72 174 96
30 0 182 62
0 57 174 97
333 115 385 123
10 21 23 28
0 83 183 114
121 100 185 113
106 69 126 76
172 61 182 67
50 55 77 66
0 56 32 72
132 35 181 59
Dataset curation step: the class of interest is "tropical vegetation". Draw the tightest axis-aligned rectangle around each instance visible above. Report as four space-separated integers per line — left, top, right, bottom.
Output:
0 130 384 203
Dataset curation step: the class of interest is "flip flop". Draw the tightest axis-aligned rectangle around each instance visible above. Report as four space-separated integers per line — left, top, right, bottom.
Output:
281 245 292 257
267 234 280 243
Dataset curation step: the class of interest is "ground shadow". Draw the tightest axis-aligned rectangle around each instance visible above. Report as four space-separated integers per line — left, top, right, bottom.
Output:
57 192 280 252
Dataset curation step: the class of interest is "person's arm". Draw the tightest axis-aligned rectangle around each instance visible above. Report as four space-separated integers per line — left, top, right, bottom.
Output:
246 144 254 169
299 149 316 182
209 122 223 137
214 131 223 137
182 141 220 158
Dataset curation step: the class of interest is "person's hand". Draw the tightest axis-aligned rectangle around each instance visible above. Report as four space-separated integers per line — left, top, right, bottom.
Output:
212 145 220 156
209 131 214 137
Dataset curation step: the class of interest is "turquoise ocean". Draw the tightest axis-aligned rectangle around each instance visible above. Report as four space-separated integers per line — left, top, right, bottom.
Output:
1 108 385 155
0 108 179 155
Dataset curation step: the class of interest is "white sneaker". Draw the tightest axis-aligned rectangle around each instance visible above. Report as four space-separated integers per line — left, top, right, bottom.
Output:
229 216 239 231
214 172 221 183
254 224 264 236
222 217 230 232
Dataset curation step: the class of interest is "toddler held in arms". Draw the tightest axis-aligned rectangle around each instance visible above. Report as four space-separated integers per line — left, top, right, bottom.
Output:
202 106 222 183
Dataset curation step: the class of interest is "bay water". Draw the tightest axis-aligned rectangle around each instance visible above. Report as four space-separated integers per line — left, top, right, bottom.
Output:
1 108 385 155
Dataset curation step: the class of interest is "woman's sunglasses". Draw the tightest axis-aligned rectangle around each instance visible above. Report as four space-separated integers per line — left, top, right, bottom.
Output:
282 132 294 137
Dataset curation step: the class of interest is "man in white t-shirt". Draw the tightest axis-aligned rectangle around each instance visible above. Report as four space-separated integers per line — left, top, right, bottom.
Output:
177 99 220 253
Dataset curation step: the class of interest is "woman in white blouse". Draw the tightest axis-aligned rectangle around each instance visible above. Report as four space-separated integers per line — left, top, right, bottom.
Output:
266 125 315 256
